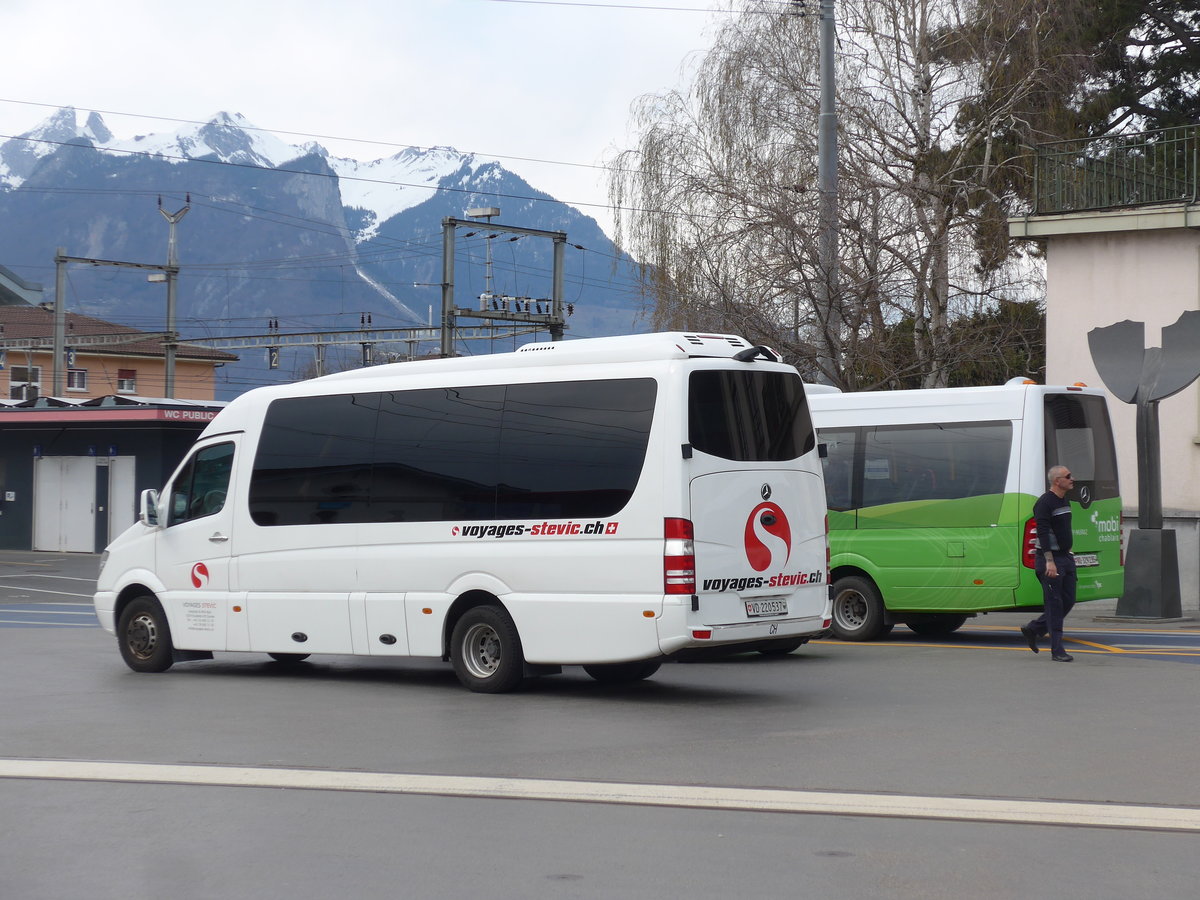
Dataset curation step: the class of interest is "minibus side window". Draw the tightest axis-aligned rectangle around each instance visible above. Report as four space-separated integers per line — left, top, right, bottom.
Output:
496 379 656 518
168 442 235 527
250 394 377 526
370 386 505 522
855 422 1011 520
688 371 816 461
819 429 858 512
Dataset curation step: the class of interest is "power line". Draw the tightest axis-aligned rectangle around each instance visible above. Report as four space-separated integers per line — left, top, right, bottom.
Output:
480 0 791 12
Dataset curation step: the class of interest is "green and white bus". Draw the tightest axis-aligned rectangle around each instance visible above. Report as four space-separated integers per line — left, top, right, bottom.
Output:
807 380 1124 640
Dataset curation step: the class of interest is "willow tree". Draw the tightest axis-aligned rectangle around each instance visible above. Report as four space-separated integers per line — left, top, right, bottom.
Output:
609 0 1089 388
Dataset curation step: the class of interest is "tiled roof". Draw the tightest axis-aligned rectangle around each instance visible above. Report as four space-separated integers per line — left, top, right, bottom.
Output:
0 304 237 362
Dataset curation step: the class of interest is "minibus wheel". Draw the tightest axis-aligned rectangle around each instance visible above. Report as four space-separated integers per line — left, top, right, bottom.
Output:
830 576 892 641
117 595 175 673
450 605 525 693
904 614 968 636
583 660 662 683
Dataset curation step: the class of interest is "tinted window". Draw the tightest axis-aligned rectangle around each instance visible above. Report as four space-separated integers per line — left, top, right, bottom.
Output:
370 386 504 522
496 380 657 518
168 442 234 526
250 394 377 525
860 422 1012 508
819 429 857 512
248 379 656 526
688 371 816 461
1044 394 1119 501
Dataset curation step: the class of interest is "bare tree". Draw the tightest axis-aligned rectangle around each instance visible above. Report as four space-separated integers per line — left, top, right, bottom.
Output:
609 0 1075 388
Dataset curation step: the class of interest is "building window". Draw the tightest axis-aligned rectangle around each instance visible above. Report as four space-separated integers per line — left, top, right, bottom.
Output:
116 368 137 394
67 368 88 391
9 365 40 400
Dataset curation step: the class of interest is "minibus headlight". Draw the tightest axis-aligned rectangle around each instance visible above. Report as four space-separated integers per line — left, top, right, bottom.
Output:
98 550 109 578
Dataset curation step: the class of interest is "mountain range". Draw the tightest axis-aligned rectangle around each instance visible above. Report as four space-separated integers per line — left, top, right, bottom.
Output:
0 108 648 397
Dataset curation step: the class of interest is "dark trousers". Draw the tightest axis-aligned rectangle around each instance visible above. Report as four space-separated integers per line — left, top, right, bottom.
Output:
1028 554 1077 655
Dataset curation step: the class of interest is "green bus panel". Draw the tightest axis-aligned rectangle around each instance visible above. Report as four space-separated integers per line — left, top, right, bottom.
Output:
828 493 1124 613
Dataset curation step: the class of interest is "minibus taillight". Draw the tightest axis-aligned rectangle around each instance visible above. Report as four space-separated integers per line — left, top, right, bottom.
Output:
1021 517 1038 569
664 517 696 594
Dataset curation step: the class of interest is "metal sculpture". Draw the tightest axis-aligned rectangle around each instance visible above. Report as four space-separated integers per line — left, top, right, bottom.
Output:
1088 310 1200 617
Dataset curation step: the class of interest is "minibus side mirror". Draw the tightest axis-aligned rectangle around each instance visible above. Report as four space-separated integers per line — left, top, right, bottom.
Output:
818 443 829 459
139 489 160 527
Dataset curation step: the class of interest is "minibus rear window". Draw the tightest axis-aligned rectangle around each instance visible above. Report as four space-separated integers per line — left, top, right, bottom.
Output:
1044 394 1119 502
688 370 816 461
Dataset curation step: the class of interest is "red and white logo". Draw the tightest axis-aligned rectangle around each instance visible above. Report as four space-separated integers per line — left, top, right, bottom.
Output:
190 562 210 589
744 502 791 572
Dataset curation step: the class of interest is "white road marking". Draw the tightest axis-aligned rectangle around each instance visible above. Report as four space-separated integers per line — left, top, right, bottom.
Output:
1 758 1197 833
0 585 94 598
0 608 96 616
0 620 97 627
0 574 97 582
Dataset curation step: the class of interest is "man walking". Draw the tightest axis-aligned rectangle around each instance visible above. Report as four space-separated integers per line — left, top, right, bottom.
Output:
1021 465 1077 662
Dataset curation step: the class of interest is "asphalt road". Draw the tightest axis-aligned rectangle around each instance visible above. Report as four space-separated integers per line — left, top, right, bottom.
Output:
2 551 1199 899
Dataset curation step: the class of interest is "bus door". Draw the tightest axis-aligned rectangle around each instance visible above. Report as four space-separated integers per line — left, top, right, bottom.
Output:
156 440 237 650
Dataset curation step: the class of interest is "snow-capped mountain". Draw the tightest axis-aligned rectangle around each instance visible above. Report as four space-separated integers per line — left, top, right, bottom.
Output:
0 108 647 397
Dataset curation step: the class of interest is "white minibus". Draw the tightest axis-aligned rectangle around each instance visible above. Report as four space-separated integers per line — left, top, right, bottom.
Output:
807 380 1123 640
95 333 832 692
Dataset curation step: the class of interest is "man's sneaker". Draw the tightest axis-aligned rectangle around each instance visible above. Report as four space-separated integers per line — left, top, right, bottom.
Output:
1051 652 1074 662
1020 626 1040 653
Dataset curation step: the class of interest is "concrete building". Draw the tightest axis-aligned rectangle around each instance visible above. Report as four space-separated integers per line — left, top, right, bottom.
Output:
0 266 238 552
1010 130 1200 614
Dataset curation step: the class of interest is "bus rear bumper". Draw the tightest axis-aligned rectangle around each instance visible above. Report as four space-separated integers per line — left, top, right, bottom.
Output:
660 613 829 655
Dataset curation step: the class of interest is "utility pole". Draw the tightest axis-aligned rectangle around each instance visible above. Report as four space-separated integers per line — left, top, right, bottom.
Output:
816 0 840 382
158 195 190 398
53 247 67 395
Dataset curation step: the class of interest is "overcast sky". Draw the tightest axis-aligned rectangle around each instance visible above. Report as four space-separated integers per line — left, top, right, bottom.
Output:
0 0 734 236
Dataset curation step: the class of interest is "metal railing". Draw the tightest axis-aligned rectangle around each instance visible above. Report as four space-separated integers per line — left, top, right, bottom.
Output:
1035 127 1200 214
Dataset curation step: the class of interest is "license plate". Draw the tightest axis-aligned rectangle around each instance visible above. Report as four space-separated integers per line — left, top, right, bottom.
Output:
745 599 788 618
1074 553 1099 567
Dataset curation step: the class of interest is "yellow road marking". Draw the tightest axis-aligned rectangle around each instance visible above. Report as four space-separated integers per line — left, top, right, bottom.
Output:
1070 638 1124 653
812 639 1200 657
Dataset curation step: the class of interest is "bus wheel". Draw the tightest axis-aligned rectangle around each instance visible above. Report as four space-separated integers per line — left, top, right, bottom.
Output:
830 576 892 641
117 596 175 673
583 660 662 683
757 638 807 655
268 653 310 664
905 614 968 636
451 605 525 693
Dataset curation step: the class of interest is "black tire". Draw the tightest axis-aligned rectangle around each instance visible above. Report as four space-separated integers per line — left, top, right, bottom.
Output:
583 660 662 683
116 595 175 673
830 575 892 641
757 638 807 656
905 614 968 636
450 605 525 693
268 652 310 664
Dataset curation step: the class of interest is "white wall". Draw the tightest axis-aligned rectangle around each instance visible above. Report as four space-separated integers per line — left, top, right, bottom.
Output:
1041 225 1200 613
